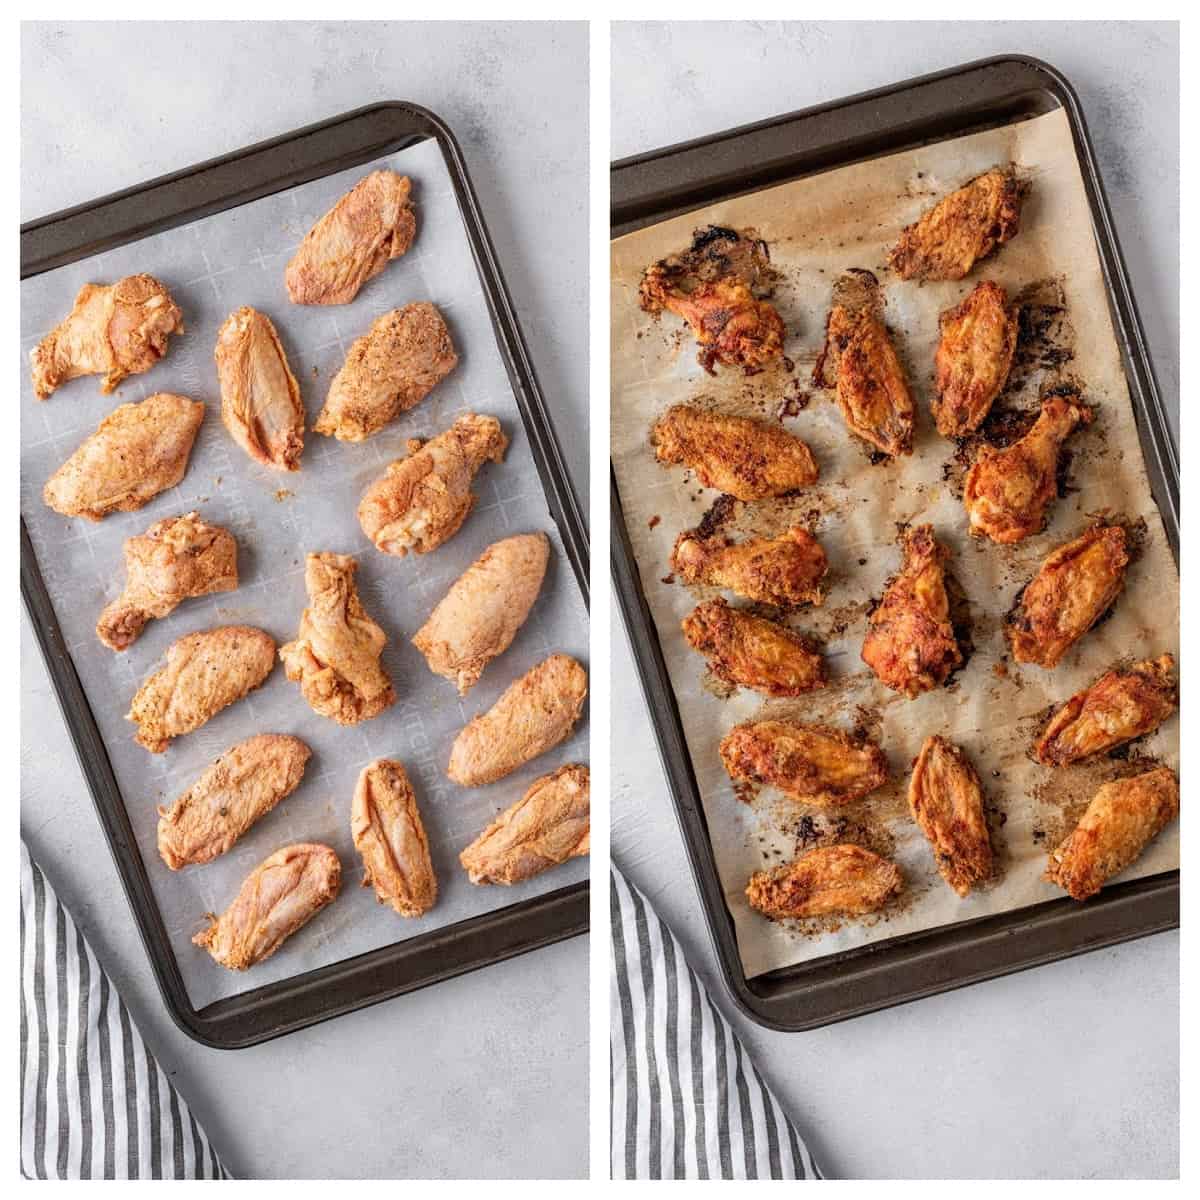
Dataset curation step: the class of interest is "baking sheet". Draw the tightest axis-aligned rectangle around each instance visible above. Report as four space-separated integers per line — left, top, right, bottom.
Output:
610 108 1178 980
21 138 589 1008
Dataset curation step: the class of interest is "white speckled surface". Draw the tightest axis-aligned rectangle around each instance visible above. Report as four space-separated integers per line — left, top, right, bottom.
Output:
612 21 1178 1180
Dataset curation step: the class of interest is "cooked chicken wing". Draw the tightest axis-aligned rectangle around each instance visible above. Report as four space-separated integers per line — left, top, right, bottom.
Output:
285 169 416 306
279 552 396 725
127 625 276 753
746 844 902 920
861 524 962 698
1006 524 1129 668
908 736 993 896
681 597 825 697
719 720 889 806
933 281 1019 437
157 734 311 870
888 168 1025 281
670 526 827 608
313 303 458 442
460 763 590 885
964 392 1093 543
1045 767 1178 901
193 843 341 970
357 413 509 558
651 404 818 499
351 759 437 918
1035 654 1177 766
413 532 549 694
97 512 238 651
43 393 204 522
31 274 183 400
447 654 588 787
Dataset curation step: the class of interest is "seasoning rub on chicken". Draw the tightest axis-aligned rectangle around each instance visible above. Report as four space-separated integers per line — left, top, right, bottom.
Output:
671 526 827 609
746 844 902 920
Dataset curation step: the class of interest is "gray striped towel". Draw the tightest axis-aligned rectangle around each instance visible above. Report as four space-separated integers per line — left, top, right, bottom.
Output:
20 842 229 1179
610 866 822 1179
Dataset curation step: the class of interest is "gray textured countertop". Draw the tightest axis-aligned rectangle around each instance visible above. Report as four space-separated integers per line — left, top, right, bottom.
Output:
612 21 1178 1180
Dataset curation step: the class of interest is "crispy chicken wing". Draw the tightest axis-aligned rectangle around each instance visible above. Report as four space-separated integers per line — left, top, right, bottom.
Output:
157 734 311 870
746 844 902 920
357 413 508 558
413 532 550 694
97 511 238 651
447 654 588 787
670 526 827 608
1006 524 1129 668
460 763 590 885
1035 654 1177 766
861 525 962 698
279 552 396 725
1045 767 1178 901
285 170 416 306
43 393 204 522
888 168 1025 281
313 303 458 442
127 625 275 753
31 274 183 400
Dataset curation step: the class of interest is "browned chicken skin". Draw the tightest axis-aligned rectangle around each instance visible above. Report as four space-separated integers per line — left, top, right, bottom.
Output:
651 404 818 499
1006 524 1129 668
31 274 183 400
670 526 827 608
97 512 238 652
746 844 903 920
1035 654 1177 766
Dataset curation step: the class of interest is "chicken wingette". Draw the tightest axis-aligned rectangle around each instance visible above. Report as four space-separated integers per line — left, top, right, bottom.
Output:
670 526 827 608
746 845 902 920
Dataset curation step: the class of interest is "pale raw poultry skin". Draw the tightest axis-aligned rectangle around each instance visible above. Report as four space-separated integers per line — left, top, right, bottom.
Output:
97 511 238 651
460 763 590 885
31 273 183 400
279 552 396 725
413 532 550 694
193 843 341 970
746 844 903 920
350 759 437 918
215 306 305 471
671 526 827 608
357 413 509 558
448 653 588 787
127 625 276 753
43 393 204 522
285 170 416 306
314 303 458 442
157 734 311 870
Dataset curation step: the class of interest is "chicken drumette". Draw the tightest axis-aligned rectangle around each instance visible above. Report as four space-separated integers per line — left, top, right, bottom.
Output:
670 526 827 608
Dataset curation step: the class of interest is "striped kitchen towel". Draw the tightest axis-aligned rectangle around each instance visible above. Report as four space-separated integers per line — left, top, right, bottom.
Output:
20 842 229 1179
610 866 822 1180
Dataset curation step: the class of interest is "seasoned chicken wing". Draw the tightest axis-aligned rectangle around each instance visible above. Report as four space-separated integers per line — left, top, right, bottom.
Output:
964 392 1093 543
651 404 818 499
43 393 204 521
285 169 416 306
1045 767 1178 901
719 720 889 806
193 843 341 970
681 597 825 697
351 759 437 918
670 526 827 608
888 168 1025 281
97 511 238 652
279 552 396 725
460 763 590 885
314 303 458 442
215 306 305 471
31 273 183 400
861 525 962 698
127 625 276 753
1035 654 1177 766
447 654 588 787
746 844 902 920
357 413 508 558
908 736 993 896
933 281 1019 437
157 734 311 870
1006 524 1129 668
413 532 549 694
